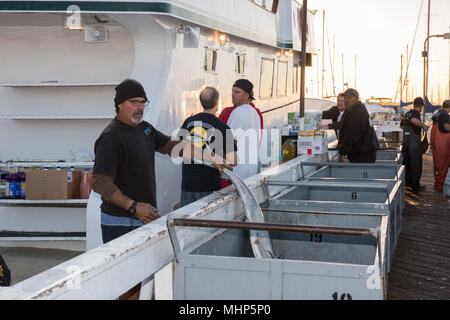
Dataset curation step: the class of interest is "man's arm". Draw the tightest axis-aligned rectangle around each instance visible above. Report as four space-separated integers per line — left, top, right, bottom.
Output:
328 120 343 130
225 151 239 166
322 106 339 121
92 174 160 224
158 139 235 173
410 118 428 130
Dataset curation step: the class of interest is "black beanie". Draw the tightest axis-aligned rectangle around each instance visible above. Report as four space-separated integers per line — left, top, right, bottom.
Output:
114 79 148 106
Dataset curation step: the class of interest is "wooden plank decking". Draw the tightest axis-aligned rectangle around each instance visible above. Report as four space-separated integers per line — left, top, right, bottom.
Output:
388 154 450 300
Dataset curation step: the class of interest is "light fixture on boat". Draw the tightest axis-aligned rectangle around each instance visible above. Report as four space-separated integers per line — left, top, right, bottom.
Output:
64 5 85 30
85 25 109 43
219 33 228 46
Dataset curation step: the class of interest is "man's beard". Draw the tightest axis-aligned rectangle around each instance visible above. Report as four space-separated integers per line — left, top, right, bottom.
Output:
131 113 143 124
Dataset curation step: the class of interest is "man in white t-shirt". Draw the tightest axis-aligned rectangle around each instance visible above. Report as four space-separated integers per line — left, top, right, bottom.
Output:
219 79 263 185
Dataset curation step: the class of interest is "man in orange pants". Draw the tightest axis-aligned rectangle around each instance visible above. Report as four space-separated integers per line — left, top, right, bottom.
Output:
430 100 450 192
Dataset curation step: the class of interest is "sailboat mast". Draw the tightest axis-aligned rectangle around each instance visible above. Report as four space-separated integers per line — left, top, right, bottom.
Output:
405 45 409 102
300 0 308 118
400 54 403 103
322 10 325 98
342 53 345 91
424 0 431 119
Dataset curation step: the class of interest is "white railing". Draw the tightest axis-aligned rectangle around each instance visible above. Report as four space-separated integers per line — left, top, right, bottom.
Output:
0 143 338 300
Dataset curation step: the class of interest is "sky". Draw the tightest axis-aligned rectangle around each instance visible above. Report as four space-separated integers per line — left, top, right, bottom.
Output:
310 0 450 103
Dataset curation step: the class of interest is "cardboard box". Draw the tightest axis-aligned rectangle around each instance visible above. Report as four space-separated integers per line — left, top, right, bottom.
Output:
25 169 81 200
297 130 328 155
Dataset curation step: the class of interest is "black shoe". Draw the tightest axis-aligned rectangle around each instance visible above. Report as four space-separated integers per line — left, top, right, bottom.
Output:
411 185 426 192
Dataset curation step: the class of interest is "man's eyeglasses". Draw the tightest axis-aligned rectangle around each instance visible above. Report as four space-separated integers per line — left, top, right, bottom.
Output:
129 99 149 107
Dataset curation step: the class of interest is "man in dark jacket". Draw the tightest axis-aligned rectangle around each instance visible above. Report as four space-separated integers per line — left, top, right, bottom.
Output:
400 97 430 191
322 93 345 138
338 89 378 163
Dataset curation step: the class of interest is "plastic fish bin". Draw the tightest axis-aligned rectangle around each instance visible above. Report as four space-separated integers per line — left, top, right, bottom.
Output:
300 161 405 182
168 216 388 300
264 178 403 273
300 162 405 248
376 150 403 164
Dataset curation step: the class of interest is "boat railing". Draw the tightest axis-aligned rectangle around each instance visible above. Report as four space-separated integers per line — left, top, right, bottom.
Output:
261 98 301 114
0 149 338 300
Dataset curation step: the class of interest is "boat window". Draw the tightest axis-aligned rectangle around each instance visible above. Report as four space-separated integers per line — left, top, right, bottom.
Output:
236 54 246 75
293 62 299 93
204 48 217 72
277 61 288 96
260 58 274 98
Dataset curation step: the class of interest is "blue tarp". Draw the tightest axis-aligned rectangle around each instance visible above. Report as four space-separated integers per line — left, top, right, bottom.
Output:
400 97 441 113
400 100 412 108
424 97 441 113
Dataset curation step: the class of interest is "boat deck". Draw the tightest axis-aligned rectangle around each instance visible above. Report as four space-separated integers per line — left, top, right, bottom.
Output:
0 247 82 286
388 154 450 300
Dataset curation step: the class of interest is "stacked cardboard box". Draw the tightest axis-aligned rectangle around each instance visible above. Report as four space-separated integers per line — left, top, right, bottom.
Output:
25 169 82 200
297 130 328 155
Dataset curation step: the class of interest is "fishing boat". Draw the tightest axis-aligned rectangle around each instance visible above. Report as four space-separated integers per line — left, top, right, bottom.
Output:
364 102 403 143
0 0 336 287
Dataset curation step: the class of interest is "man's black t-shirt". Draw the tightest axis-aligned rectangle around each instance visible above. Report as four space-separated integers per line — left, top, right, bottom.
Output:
178 113 237 192
403 109 422 136
94 118 170 217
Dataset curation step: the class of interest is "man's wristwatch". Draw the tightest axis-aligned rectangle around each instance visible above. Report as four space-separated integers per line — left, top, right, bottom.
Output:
127 201 137 216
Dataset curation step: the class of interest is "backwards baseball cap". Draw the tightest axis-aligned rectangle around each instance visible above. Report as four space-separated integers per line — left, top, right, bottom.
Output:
443 100 450 109
233 79 255 100
114 79 148 106
343 88 359 99
413 97 424 106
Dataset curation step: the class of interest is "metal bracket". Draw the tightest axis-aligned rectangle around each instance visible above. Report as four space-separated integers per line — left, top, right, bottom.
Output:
166 216 182 263
262 177 271 201
170 218 379 238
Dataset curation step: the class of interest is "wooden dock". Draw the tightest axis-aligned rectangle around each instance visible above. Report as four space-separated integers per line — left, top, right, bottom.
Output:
388 154 450 300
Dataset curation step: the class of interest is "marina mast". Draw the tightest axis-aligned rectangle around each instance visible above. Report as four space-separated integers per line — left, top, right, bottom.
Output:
300 0 308 118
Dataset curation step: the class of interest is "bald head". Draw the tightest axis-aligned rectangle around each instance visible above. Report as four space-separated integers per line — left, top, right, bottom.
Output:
200 87 219 110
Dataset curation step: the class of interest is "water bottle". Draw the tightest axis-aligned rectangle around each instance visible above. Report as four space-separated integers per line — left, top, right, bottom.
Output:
6 167 20 199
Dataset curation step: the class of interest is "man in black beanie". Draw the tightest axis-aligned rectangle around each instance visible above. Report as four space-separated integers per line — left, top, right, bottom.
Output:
113 79 148 120
92 79 234 299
